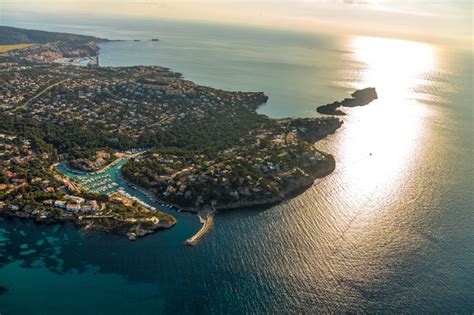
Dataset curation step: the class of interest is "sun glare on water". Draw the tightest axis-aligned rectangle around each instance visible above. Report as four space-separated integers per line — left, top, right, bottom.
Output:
335 36 437 214
353 36 435 102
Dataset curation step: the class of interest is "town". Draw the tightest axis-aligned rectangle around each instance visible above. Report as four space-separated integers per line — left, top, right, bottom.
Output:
0 26 343 236
0 132 176 239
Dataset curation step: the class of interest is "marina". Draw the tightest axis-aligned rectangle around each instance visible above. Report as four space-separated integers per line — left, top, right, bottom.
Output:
56 158 179 215
57 157 215 244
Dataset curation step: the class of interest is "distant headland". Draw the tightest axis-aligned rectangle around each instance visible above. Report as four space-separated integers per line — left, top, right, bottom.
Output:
317 87 378 115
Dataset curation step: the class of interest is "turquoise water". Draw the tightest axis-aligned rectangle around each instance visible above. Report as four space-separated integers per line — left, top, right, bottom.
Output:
55 161 190 216
1 17 473 313
56 160 129 194
57 160 132 194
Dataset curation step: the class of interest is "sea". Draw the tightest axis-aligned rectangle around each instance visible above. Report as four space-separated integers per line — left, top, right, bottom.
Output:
0 15 473 314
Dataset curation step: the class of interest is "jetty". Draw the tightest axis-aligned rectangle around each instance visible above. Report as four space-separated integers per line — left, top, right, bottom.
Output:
185 209 215 246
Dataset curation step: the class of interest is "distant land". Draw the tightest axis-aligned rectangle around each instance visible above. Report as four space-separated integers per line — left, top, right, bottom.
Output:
0 26 359 241
317 87 378 115
0 25 108 45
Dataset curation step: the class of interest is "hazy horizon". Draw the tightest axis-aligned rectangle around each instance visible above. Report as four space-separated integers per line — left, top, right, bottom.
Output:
1 0 472 48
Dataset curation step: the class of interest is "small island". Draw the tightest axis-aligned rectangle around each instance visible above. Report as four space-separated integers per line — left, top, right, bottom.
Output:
317 87 378 115
1 26 344 240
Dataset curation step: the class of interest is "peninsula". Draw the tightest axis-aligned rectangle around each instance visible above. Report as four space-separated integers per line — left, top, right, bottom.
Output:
1 26 343 239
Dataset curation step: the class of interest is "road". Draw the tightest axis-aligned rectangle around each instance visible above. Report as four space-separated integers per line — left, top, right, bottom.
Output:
11 78 70 112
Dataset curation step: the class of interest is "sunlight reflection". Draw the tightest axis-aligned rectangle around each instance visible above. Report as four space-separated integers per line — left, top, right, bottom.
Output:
353 36 435 102
338 37 436 209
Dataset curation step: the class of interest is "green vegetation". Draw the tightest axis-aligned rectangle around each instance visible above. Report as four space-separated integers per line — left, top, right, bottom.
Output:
0 44 33 53
0 133 175 238
1 26 343 218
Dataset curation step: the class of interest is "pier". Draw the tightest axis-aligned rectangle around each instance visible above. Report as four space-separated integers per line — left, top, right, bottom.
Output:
185 209 215 246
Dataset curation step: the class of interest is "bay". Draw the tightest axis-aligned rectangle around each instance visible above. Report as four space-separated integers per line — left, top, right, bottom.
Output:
0 17 473 313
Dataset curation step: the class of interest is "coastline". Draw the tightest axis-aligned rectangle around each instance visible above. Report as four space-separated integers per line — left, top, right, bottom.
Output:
1 27 345 243
214 152 335 211
119 137 339 215
1 159 177 240
0 204 176 239
33 128 337 243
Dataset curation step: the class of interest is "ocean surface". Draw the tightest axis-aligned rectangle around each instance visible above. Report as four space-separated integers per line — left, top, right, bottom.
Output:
1 16 473 314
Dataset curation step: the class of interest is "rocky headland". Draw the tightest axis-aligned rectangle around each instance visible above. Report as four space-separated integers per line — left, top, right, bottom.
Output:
317 87 378 115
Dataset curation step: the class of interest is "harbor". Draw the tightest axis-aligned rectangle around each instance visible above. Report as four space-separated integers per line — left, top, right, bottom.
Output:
55 157 209 241
57 159 167 211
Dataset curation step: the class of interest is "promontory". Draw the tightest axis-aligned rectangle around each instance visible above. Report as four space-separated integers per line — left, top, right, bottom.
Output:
1 26 344 238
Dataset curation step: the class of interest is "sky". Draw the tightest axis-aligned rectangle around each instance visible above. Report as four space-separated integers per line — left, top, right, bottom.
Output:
1 0 472 46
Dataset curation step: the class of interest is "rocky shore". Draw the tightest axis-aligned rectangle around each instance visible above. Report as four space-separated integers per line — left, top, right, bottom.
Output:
81 217 176 241
142 148 337 213
317 87 378 115
0 206 175 240
209 151 335 211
